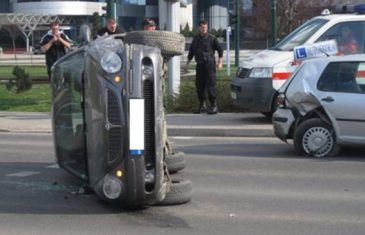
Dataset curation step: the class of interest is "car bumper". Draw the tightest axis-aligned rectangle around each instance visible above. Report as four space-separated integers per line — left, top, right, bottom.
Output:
230 76 276 112
272 108 295 142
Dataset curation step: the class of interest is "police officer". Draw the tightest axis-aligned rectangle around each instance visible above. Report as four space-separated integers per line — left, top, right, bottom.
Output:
185 20 223 114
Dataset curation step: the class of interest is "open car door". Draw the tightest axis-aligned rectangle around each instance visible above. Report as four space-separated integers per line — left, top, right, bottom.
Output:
52 50 88 181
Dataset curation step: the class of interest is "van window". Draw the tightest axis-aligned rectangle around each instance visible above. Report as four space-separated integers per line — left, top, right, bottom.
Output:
317 22 365 54
274 18 328 51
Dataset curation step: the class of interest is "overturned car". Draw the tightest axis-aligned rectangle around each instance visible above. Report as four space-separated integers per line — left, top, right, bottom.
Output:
51 30 192 207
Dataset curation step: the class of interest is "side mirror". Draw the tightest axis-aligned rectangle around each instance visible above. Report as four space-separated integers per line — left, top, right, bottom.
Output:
79 24 91 45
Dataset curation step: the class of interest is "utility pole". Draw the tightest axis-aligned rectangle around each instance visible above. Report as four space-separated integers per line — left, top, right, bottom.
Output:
271 0 277 46
235 0 240 66
107 0 116 20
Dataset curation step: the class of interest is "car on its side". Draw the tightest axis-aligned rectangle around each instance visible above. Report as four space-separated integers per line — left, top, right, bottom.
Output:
272 54 365 157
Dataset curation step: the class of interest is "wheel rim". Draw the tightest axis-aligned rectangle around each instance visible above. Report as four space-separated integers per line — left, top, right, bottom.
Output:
302 126 334 157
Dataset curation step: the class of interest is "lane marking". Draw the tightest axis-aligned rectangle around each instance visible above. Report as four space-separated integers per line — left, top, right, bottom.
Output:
170 137 193 140
6 171 40 177
46 164 59 169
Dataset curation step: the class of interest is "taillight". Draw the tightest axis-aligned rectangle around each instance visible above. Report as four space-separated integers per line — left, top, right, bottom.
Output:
276 93 287 108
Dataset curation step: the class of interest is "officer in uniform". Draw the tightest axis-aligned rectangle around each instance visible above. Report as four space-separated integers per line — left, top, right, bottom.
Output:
185 20 223 114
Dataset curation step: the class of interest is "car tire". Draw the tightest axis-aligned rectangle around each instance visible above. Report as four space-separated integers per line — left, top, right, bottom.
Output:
293 118 340 157
157 179 192 205
166 151 186 174
124 30 185 58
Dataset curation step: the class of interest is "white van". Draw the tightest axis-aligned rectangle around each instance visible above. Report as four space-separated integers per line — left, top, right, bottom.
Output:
230 4 365 116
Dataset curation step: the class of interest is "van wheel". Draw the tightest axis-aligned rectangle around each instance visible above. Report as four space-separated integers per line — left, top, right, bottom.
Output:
293 118 340 157
156 179 192 205
124 30 185 58
166 151 186 174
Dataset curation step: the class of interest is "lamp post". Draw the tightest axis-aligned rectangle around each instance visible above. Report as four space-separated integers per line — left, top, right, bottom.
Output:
235 0 240 66
271 0 277 46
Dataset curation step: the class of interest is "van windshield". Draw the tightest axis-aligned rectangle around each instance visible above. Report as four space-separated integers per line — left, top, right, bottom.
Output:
274 18 328 51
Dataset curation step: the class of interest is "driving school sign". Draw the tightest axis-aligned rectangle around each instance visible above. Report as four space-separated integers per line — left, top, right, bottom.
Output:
294 40 338 61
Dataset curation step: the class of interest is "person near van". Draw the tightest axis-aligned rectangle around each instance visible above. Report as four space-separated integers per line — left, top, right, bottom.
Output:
40 21 71 80
97 17 125 36
185 20 223 114
338 25 359 54
142 18 157 31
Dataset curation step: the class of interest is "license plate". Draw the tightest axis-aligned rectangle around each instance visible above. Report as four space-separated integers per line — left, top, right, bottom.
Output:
231 92 237 100
129 99 144 155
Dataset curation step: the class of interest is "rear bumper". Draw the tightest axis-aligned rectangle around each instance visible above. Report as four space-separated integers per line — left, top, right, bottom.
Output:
230 76 276 112
272 108 295 142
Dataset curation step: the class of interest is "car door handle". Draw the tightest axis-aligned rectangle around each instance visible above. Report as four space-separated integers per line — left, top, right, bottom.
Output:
321 96 334 102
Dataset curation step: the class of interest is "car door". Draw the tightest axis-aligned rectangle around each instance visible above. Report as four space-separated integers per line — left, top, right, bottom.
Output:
52 50 88 181
317 61 365 144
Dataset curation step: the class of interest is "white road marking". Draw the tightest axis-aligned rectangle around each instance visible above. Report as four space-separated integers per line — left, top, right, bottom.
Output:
6 171 40 177
46 164 59 169
170 136 193 140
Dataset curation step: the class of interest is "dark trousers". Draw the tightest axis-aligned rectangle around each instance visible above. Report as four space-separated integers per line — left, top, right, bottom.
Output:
195 62 217 106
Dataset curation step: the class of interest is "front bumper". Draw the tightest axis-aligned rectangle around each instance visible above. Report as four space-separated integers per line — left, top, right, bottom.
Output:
272 108 296 142
230 76 276 113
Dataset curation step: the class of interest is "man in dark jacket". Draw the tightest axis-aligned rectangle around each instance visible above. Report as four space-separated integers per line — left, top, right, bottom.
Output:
97 17 125 36
40 21 71 80
185 20 223 114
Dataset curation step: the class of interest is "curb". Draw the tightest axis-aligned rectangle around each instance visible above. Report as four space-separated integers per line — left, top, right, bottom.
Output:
167 126 274 137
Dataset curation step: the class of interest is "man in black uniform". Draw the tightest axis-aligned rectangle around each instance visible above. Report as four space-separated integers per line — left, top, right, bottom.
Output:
40 21 71 80
186 20 223 114
97 17 125 36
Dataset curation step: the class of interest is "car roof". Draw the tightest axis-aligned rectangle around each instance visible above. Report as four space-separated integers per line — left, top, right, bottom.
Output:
315 13 365 21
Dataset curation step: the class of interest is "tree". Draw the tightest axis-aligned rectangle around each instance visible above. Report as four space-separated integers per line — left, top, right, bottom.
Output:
90 12 101 39
1 24 22 62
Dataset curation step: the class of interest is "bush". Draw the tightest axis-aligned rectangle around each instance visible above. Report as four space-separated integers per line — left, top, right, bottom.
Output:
164 79 241 113
6 66 32 93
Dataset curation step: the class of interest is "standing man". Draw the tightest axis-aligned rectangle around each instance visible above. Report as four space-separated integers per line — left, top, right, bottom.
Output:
97 17 125 36
142 18 157 31
186 20 223 114
40 21 71 80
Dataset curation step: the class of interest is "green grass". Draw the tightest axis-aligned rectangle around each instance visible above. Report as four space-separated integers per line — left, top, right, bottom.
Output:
0 84 51 112
0 64 239 113
0 66 47 78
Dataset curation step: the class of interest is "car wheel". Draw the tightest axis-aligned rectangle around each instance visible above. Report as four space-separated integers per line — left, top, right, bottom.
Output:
156 179 192 205
293 118 340 157
124 30 185 58
166 151 186 174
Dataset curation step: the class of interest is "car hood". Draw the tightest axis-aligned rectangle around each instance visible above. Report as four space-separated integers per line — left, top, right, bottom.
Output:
240 49 293 68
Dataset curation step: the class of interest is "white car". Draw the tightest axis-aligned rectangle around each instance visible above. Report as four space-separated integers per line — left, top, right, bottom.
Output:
272 54 365 157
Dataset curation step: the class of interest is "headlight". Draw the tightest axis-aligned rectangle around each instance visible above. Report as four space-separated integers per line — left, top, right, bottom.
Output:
101 52 122 73
249 67 272 78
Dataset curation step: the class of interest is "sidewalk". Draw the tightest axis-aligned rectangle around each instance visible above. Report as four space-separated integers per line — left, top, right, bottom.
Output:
0 112 274 137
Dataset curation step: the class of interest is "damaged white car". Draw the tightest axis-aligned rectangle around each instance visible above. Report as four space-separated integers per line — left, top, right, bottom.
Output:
272 54 365 157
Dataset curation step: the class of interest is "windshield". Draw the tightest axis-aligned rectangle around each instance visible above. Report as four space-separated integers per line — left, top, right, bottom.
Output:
274 18 328 51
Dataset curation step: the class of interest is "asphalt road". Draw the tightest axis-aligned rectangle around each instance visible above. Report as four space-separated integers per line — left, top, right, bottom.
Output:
1 132 365 235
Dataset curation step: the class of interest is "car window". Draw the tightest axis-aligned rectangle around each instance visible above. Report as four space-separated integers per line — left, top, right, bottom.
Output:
317 21 365 54
318 61 365 93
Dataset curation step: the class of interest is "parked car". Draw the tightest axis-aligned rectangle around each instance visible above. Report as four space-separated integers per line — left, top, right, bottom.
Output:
231 4 365 117
272 54 365 157
51 30 191 208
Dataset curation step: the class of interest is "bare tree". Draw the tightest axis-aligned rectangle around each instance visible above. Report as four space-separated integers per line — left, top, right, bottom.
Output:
1 24 22 62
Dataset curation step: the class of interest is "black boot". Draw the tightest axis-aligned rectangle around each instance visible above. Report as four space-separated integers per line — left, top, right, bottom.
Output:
207 102 218 115
193 103 206 114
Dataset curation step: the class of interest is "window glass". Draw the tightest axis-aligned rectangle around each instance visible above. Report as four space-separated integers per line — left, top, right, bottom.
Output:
318 62 365 93
317 22 365 54
274 19 328 51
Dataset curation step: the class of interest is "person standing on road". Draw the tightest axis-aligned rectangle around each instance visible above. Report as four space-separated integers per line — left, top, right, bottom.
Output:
97 17 125 36
185 20 223 114
40 21 71 80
